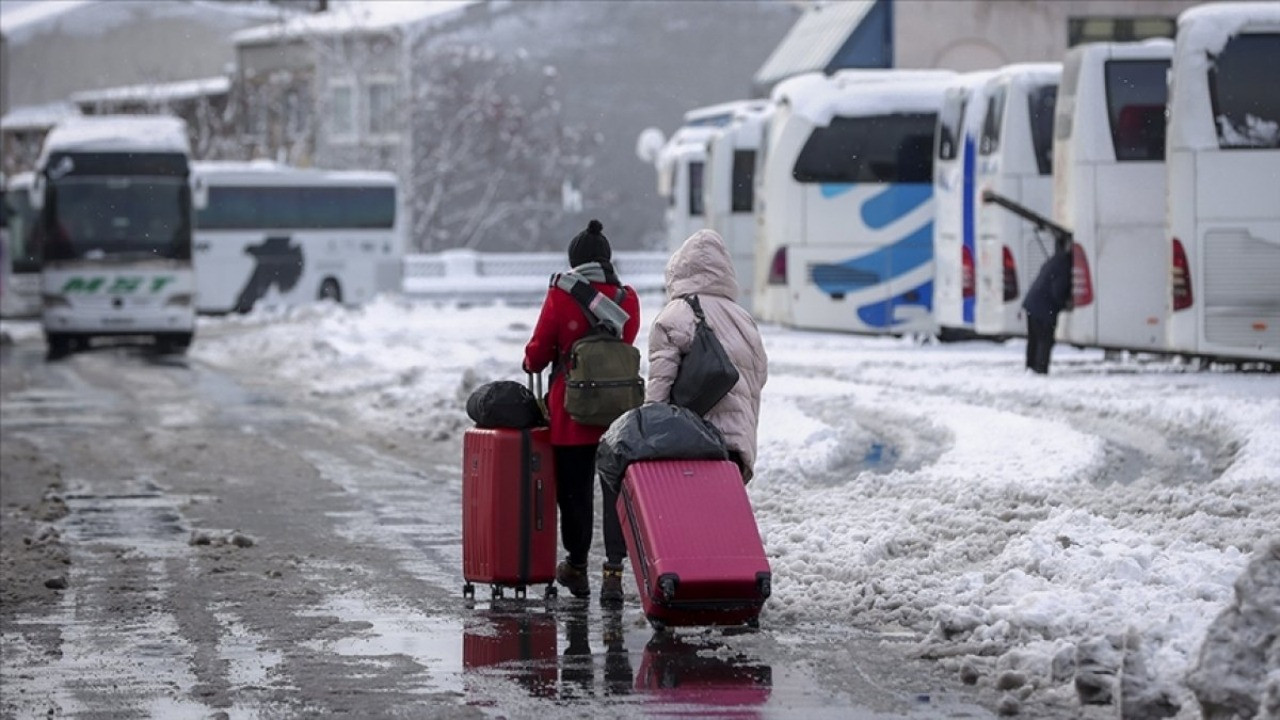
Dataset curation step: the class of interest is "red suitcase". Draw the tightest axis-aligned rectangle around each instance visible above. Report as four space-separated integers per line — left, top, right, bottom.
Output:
616 459 771 630
462 427 557 599
463 610 558 699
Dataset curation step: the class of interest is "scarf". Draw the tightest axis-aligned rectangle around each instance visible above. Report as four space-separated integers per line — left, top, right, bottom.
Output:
554 262 629 337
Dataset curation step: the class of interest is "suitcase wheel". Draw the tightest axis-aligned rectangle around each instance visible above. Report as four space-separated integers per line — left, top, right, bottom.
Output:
491 586 504 600
647 616 667 633
746 616 760 630
545 584 558 599
463 583 475 599
515 586 527 600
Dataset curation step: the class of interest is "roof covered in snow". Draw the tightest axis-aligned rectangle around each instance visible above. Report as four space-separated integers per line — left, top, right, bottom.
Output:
0 102 82 132
38 115 191 163
753 0 875 95
774 69 957 126
231 0 476 45
70 77 231 107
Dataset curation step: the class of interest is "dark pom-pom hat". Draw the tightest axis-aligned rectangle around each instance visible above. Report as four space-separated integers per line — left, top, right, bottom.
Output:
568 219 612 267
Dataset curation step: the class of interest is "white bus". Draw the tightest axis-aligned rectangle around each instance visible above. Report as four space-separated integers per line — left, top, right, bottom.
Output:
32 115 199 357
650 100 769 254
932 71 995 339
190 161 401 314
973 63 1061 339
1052 39 1174 353
1166 2 1280 366
755 69 955 334
704 102 772 310
1 172 42 319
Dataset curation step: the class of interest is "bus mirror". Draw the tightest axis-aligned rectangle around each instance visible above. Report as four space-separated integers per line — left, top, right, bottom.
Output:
29 173 44 211
191 176 208 210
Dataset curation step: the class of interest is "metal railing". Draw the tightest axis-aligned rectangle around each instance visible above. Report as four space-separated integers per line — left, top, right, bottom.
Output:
403 249 669 304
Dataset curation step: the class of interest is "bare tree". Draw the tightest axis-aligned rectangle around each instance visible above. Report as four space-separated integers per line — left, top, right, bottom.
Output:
407 42 598 253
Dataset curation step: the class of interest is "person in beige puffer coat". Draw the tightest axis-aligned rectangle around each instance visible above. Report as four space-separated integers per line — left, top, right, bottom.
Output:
646 228 768 482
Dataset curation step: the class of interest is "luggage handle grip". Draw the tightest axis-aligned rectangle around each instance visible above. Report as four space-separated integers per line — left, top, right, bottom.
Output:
528 371 548 423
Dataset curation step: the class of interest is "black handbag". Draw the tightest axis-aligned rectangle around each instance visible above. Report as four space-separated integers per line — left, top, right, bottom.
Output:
670 295 740 416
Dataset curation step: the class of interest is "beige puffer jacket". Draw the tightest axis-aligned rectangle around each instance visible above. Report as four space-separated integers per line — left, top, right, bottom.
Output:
646 229 768 480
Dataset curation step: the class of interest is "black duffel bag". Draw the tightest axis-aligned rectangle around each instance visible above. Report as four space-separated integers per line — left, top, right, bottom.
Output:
596 403 729 493
466 377 546 429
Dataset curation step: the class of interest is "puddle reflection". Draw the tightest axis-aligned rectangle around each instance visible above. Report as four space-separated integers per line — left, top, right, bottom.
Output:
462 601 772 715
635 631 772 716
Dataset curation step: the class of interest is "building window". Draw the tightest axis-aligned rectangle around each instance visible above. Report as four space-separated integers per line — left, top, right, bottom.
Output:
1069 16 1176 47
329 81 356 141
366 78 398 142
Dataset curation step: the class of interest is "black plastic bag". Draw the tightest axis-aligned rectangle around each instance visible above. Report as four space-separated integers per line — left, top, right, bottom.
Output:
596 403 729 493
671 295 740 416
466 380 546 429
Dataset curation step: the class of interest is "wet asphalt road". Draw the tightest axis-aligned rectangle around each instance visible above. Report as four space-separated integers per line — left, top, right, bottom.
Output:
0 333 1013 719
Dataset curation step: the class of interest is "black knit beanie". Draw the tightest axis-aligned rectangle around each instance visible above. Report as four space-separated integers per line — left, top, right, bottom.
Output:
568 219 612 268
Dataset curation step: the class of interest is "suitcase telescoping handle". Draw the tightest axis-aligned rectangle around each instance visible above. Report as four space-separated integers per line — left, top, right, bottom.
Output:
528 371 549 424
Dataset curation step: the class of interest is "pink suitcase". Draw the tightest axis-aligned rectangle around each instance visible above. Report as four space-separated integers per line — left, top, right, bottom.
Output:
462 427 557 600
616 459 771 630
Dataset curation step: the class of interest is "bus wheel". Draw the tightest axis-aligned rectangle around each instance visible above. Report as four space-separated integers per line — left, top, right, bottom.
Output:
318 278 342 304
155 332 193 355
46 334 73 361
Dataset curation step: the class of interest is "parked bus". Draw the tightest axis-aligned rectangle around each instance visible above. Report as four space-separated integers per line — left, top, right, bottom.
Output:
31 115 199 357
651 100 768 254
1166 2 1280 366
932 71 995 339
190 161 401 314
973 63 1061 339
1 172 42 319
704 102 772 310
1052 39 1174 353
755 69 955 333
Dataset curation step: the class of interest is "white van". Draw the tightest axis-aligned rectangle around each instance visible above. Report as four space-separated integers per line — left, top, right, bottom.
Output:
933 71 995 339
704 102 772 310
1166 2 1280 365
1053 39 1174 353
973 63 1061 339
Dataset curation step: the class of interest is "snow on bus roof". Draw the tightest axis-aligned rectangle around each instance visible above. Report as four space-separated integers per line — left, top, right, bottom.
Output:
985 62 1062 89
1178 1 1280 57
39 115 191 161
774 70 957 126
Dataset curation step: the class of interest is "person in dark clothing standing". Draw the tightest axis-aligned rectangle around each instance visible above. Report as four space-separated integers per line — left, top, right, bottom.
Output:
1021 243 1074 374
523 220 641 605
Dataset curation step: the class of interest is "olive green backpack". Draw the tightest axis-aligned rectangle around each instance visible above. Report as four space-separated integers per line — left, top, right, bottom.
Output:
561 286 644 427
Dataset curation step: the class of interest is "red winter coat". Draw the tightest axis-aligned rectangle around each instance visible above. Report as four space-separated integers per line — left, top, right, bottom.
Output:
523 280 641 446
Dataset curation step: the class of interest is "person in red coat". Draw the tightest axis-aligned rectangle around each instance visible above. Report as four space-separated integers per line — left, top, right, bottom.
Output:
523 219 641 604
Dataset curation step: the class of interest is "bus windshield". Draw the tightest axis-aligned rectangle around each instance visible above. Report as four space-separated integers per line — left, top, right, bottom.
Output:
1104 59 1170 161
43 176 191 262
794 114 938 183
1209 33 1280 149
1028 83 1058 174
936 95 966 161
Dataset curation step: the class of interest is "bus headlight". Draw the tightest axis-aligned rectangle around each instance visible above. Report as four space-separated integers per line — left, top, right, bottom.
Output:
42 294 71 309
165 294 193 307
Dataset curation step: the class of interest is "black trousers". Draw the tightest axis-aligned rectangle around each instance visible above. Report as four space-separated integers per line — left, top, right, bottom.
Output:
553 445 627 567
1026 314 1056 374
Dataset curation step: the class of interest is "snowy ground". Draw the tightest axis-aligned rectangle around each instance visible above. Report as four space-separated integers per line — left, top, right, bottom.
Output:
14 291 1274 715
